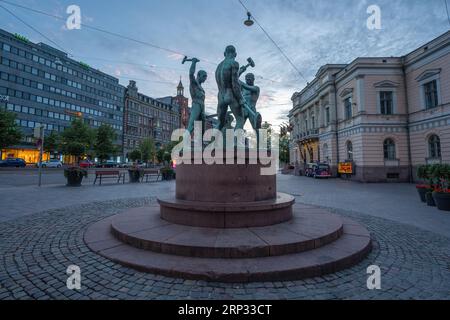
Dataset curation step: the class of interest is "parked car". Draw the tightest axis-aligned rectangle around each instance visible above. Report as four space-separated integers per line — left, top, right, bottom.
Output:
305 162 331 178
37 159 62 168
97 160 118 168
79 160 95 168
0 158 27 168
119 162 134 168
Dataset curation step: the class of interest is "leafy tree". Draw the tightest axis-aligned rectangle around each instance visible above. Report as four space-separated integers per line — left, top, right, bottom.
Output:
0 108 22 150
156 148 166 163
279 135 290 165
128 149 142 162
44 131 61 154
60 119 94 164
139 138 155 163
94 124 117 163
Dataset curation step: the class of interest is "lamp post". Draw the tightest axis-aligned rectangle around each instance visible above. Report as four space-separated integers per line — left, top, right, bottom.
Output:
34 124 45 187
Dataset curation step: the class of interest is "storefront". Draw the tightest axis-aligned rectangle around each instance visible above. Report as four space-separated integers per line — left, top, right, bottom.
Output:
1 146 49 164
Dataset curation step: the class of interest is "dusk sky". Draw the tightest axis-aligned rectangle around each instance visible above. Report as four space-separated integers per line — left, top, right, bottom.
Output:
0 0 449 129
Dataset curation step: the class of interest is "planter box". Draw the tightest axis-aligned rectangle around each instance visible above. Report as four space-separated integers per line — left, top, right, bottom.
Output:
432 192 450 211
128 170 143 183
425 192 436 207
416 185 431 203
66 174 83 187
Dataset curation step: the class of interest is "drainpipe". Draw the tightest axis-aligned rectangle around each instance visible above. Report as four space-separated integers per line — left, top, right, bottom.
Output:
402 62 413 183
333 81 340 175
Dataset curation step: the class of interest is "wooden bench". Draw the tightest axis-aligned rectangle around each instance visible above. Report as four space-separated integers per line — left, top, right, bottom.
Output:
141 169 161 183
94 170 125 185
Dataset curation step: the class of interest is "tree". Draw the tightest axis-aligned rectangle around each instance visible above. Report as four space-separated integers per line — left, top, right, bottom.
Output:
60 118 94 164
94 124 117 163
156 148 166 163
44 131 61 155
0 109 22 151
261 121 273 149
279 135 290 165
139 138 155 163
128 149 142 162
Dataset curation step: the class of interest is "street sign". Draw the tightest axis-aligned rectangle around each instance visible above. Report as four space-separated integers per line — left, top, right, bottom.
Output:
338 162 353 174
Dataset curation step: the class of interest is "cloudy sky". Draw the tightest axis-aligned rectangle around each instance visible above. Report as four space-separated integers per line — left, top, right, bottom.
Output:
0 0 449 129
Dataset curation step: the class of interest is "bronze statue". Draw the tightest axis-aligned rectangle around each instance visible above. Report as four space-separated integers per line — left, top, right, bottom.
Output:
239 72 261 130
183 57 207 134
215 45 245 131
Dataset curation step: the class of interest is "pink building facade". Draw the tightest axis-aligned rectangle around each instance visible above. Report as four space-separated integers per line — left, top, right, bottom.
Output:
289 31 449 182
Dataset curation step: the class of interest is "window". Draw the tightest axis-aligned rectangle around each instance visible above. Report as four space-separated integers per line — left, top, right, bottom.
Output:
428 135 441 159
344 97 352 120
424 80 438 109
325 107 330 125
383 139 396 160
323 144 329 162
380 91 393 115
346 141 353 161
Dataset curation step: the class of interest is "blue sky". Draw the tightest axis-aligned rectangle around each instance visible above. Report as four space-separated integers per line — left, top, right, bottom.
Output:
0 0 449 129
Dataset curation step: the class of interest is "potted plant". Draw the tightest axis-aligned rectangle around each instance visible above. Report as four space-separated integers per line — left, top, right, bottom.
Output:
64 166 87 187
416 165 433 202
161 166 175 181
431 164 450 211
424 165 437 207
128 166 144 183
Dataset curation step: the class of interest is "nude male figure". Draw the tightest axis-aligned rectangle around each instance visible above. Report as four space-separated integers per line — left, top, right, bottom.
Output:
215 45 245 131
239 73 260 130
187 58 207 134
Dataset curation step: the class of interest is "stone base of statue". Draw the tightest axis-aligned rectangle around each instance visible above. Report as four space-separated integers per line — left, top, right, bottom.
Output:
85 153 371 282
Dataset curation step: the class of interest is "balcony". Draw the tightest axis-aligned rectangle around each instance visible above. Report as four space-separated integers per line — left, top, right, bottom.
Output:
295 129 319 143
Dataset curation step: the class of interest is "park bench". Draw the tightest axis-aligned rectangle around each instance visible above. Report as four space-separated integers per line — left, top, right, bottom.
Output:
141 168 161 183
93 170 125 185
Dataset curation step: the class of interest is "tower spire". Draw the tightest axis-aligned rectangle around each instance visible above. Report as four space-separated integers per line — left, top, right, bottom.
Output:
177 76 184 96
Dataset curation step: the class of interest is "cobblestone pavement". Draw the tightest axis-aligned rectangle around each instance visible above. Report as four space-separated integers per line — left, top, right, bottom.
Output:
0 197 449 300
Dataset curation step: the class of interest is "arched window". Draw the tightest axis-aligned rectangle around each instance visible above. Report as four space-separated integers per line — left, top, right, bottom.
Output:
383 139 396 160
428 135 441 159
346 141 353 161
323 143 329 162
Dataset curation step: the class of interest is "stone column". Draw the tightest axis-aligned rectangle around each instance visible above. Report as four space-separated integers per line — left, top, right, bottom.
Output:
356 75 365 113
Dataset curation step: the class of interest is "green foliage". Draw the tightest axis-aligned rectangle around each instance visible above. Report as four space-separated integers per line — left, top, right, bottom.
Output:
64 167 88 178
128 149 142 162
0 109 22 149
279 135 290 164
430 164 450 191
160 166 175 180
44 131 61 154
416 165 429 180
156 148 165 163
94 124 117 163
139 138 155 163
60 119 94 163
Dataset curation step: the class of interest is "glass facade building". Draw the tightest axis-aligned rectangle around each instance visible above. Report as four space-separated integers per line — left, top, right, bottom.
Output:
0 28 125 163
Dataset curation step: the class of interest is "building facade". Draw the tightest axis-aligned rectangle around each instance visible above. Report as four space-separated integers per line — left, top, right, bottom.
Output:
0 29 124 163
289 31 449 182
123 80 180 160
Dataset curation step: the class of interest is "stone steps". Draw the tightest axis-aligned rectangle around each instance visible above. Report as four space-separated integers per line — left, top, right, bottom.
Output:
110 207 344 258
84 206 372 282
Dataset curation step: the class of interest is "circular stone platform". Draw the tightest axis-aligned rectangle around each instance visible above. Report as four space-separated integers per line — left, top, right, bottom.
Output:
84 205 372 282
159 192 294 228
